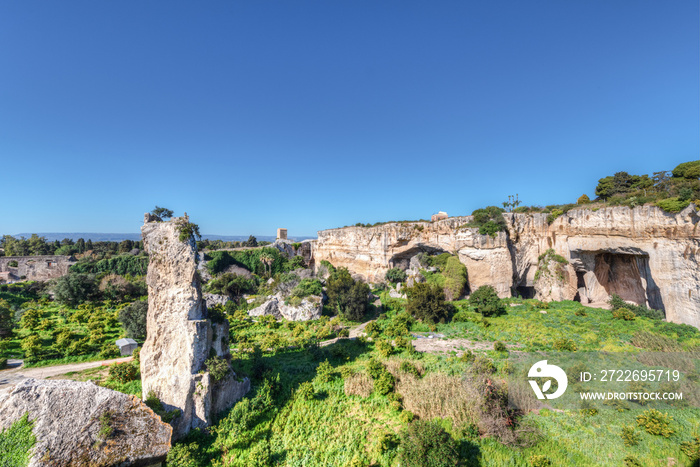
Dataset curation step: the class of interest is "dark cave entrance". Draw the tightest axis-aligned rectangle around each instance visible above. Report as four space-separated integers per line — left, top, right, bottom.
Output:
593 252 663 310
516 286 536 299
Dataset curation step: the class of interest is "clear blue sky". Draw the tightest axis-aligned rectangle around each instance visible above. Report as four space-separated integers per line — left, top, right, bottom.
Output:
1 1 697 237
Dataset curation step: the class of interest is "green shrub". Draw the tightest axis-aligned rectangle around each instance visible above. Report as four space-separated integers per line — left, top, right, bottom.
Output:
375 339 393 358
469 285 506 317
577 194 590 205
612 308 636 321
108 362 138 384
400 410 415 424
176 220 201 243
71 255 148 276
315 359 335 383
547 209 564 224
97 410 114 440
494 341 507 352
657 197 690 213
366 358 384 379
296 381 315 401
118 300 148 340
469 206 506 237
680 435 700 461
529 455 552 467
374 370 395 395
53 273 99 307
636 409 674 437
553 338 577 351
406 283 450 324
385 268 407 284
205 356 230 382
623 456 643 467
399 361 420 377
0 358 7 370
621 425 642 447
291 278 323 298
398 420 459 467
443 256 467 301
326 268 369 321
0 414 35 467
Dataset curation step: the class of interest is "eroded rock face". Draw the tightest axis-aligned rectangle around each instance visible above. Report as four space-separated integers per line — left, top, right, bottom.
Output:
248 293 322 321
0 379 171 467
311 206 700 327
140 215 250 440
312 217 513 297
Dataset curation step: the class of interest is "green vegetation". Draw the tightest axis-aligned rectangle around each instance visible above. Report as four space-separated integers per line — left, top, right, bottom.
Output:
206 273 259 299
325 268 370 321
177 220 202 243
608 294 664 320
108 361 139 384
71 254 148 276
118 300 148 340
443 256 468 301
206 248 296 276
469 285 506 317
406 283 450 324
151 206 174 221
0 414 36 467
385 268 407 284
465 206 507 237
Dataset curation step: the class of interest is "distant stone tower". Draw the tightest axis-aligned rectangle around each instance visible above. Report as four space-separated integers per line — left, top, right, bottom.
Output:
277 228 288 240
140 214 249 440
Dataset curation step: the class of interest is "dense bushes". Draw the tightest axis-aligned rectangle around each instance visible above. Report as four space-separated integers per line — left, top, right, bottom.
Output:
118 301 148 340
53 273 99 307
469 285 505 317
442 256 468 300
108 361 138 384
206 248 293 276
608 294 664 320
385 268 407 284
468 206 507 237
398 420 459 467
406 283 450 324
291 279 322 298
71 255 148 276
325 268 369 321
206 273 258 299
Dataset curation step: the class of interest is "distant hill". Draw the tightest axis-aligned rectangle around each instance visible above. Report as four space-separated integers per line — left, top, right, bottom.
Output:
11 233 316 242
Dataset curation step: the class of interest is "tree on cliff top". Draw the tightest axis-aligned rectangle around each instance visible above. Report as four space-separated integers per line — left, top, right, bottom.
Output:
150 206 173 221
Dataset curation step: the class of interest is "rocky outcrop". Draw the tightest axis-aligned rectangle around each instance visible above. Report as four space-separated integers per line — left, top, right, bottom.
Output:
0 379 171 466
248 293 322 321
312 217 513 296
140 214 250 440
311 206 700 327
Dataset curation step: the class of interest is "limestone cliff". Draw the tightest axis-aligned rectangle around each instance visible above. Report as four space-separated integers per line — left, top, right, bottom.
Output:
140 214 250 440
311 205 700 328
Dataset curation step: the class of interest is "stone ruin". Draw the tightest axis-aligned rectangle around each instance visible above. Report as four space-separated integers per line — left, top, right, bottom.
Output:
140 213 250 440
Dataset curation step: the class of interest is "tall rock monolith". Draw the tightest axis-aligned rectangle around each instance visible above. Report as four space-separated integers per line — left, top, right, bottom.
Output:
140 214 250 440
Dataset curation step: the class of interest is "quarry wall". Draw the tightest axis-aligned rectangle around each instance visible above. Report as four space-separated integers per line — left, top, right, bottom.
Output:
311 205 700 328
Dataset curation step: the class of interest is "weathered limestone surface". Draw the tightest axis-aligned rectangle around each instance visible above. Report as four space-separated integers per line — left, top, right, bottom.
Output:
140 215 249 440
248 294 322 321
311 206 700 327
312 217 513 297
0 379 171 467
0 255 75 282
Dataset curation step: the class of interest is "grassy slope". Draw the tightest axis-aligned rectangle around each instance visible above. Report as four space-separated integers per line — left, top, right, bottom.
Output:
163 297 700 467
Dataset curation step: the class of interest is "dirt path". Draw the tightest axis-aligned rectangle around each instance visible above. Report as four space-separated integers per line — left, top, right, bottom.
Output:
319 320 375 347
0 357 133 389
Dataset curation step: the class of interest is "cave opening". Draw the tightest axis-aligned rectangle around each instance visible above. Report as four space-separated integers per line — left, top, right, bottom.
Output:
593 252 663 310
516 286 535 299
